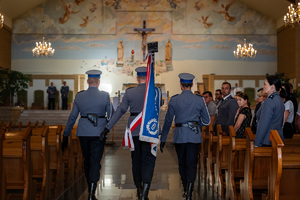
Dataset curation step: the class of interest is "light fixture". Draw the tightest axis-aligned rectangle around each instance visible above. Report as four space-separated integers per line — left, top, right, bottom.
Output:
233 0 257 59
283 2 300 27
32 0 55 58
0 13 4 28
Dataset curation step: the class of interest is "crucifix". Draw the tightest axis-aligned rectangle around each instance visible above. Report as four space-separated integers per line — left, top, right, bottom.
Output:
134 20 155 62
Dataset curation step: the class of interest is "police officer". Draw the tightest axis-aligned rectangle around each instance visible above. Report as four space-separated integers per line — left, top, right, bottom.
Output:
47 82 57 110
100 67 161 200
61 70 113 200
254 75 285 147
160 73 210 200
60 81 69 110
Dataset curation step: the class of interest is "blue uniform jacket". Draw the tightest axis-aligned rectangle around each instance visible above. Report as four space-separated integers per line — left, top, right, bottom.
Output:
63 86 113 137
161 90 210 144
106 83 163 137
47 86 57 99
254 92 285 146
60 86 69 98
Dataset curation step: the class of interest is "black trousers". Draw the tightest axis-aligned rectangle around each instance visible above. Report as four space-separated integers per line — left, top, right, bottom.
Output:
283 122 295 139
62 98 68 110
48 98 55 110
131 136 156 185
79 137 106 183
175 143 200 184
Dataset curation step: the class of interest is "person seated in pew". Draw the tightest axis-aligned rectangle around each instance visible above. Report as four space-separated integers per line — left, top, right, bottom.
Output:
297 103 300 133
254 75 285 147
233 92 252 138
202 91 216 125
279 87 295 138
251 88 267 134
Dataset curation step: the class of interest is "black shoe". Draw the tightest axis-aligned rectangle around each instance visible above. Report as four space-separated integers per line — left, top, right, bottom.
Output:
88 183 98 200
186 183 194 200
136 182 143 200
182 181 187 198
141 183 150 200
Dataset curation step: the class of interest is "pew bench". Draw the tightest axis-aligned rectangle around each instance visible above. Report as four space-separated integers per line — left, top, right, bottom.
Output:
3 127 37 200
199 124 212 180
206 125 218 187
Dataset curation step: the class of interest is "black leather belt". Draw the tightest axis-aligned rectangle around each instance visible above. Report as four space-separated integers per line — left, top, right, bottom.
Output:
81 116 106 118
175 123 189 127
130 113 139 116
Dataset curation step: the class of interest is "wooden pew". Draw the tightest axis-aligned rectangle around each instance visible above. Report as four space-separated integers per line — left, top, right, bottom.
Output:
61 127 75 187
3 121 12 132
240 128 272 200
6 126 51 200
267 130 300 200
225 126 246 200
71 126 83 180
206 124 218 187
199 124 211 179
214 124 230 198
48 125 64 198
0 130 5 200
3 127 37 200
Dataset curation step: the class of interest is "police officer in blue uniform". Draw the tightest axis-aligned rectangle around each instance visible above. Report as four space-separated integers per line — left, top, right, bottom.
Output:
61 70 113 200
254 75 285 147
100 67 162 200
160 73 210 200
60 81 69 110
47 82 57 110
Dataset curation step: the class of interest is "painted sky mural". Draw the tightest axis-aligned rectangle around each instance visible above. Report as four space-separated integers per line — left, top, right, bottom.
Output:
12 0 277 76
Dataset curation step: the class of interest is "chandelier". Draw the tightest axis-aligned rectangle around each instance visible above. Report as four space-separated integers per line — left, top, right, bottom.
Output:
283 3 300 27
32 0 55 58
233 38 257 59
233 0 257 59
0 13 4 28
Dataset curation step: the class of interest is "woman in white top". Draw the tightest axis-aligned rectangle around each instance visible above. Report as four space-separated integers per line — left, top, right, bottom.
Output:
279 88 295 138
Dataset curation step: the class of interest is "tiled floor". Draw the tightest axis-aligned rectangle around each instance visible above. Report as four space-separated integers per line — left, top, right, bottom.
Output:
55 143 222 200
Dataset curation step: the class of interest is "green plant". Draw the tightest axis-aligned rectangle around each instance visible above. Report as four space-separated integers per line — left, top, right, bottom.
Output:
0 69 32 106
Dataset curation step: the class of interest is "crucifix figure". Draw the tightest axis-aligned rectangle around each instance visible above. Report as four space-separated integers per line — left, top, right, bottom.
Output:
134 20 155 62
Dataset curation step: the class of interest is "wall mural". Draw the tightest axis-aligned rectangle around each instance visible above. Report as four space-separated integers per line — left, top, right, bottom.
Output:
12 0 277 77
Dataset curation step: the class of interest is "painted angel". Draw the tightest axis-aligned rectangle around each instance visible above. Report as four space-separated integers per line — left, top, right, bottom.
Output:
74 0 86 6
194 1 202 11
195 15 213 29
211 0 218 4
58 0 80 24
167 0 178 9
213 1 236 22
105 0 122 9
79 16 96 28
89 1 97 12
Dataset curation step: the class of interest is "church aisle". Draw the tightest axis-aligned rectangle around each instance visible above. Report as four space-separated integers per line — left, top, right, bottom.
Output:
55 144 222 200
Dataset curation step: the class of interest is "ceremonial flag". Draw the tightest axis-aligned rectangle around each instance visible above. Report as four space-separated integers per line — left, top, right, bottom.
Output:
139 54 161 156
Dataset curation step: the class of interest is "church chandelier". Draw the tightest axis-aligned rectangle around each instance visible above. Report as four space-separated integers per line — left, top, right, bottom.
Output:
283 2 300 27
32 0 55 58
0 13 4 28
233 0 257 59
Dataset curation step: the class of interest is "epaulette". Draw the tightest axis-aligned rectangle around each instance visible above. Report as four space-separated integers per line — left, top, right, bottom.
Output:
77 90 85 94
171 94 179 98
268 94 274 99
126 87 134 90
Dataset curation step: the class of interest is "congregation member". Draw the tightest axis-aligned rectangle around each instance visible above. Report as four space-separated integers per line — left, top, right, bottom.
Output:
47 82 57 110
214 82 239 135
296 103 300 132
60 81 69 110
160 73 210 200
100 67 162 200
233 92 252 138
61 70 113 200
254 75 285 147
286 83 298 121
279 88 295 138
202 91 216 125
194 91 200 95
251 88 267 134
214 89 222 104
